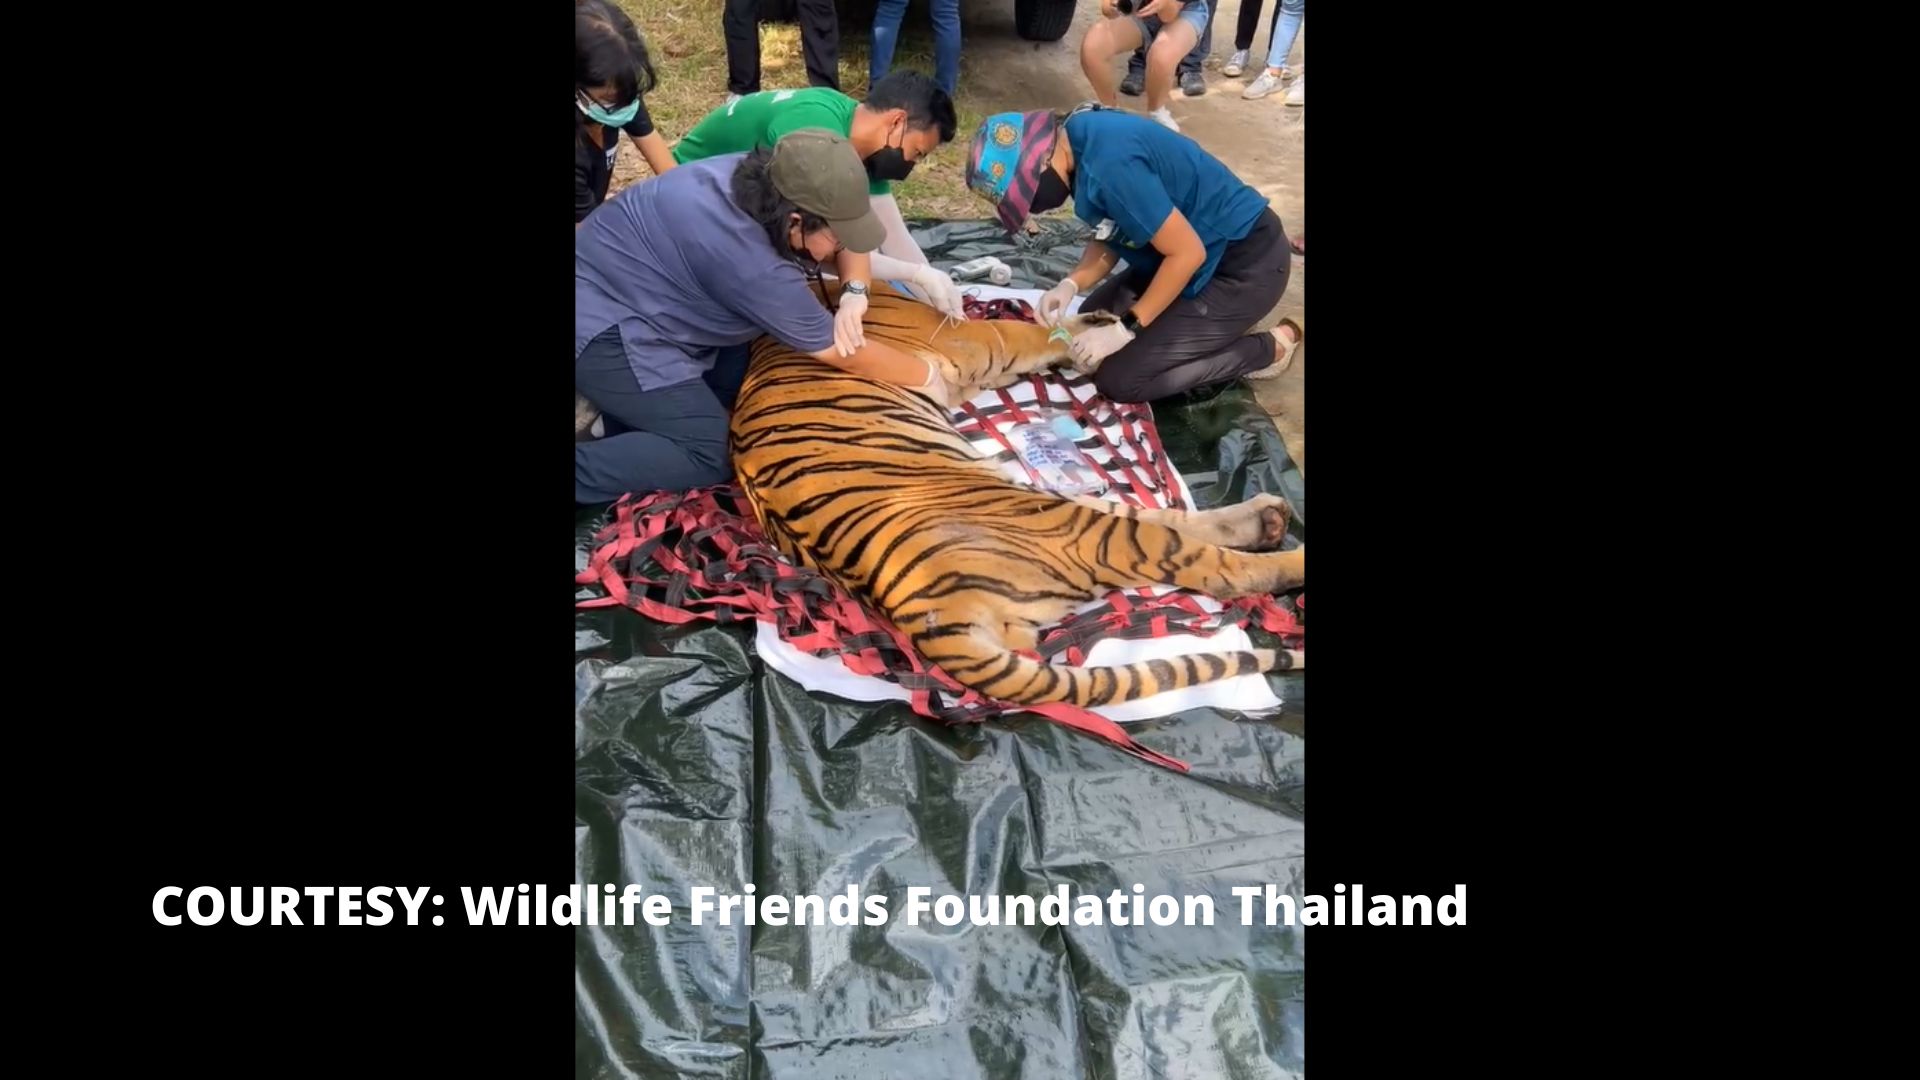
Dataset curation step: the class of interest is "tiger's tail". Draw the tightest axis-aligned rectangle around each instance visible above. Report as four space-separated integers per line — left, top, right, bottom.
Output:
911 623 1302 709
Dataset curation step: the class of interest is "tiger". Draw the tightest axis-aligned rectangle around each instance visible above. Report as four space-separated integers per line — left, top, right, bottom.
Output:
728 278 1305 710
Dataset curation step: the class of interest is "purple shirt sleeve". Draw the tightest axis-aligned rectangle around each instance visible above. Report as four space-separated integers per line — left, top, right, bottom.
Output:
689 231 836 355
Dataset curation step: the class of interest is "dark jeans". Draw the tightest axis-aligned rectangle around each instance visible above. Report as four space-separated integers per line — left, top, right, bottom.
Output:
574 327 752 505
1129 8 1214 78
1082 208 1291 403
725 0 840 95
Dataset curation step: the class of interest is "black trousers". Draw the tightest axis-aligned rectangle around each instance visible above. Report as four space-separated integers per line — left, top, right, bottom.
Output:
574 328 752 505
724 0 840 95
1082 208 1292 403
1235 0 1268 51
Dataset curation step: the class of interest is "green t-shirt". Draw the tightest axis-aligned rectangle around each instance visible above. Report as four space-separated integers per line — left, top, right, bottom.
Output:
671 87 890 197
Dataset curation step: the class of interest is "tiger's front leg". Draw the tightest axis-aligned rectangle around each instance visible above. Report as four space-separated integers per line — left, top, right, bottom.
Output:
931 310 1126 398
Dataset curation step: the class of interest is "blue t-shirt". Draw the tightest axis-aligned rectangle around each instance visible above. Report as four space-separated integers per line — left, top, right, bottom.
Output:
1064 109 1271 298
575 153 835 392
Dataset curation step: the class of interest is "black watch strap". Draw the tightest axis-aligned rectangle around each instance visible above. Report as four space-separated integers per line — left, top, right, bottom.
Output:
1120 310 1142 334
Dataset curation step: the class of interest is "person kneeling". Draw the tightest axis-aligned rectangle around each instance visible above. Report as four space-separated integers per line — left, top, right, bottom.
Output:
965 104 1302 404
575 129 960 505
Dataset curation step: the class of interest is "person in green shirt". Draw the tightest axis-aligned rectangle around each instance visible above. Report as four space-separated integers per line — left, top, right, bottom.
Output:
672 72 964 356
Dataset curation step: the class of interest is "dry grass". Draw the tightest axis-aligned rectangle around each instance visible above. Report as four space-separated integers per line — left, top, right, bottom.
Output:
611 1 990 220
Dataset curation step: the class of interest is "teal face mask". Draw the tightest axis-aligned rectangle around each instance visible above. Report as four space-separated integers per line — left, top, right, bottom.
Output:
577 91 639 128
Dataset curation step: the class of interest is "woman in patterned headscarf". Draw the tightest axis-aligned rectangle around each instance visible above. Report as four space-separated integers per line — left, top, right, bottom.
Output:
966 104 1302 403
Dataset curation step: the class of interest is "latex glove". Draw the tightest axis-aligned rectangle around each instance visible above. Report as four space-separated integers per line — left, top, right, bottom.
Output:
917 359 966 411
833 290 869 357
910 264 968 321
1037 278 1080 328
1068 320 1136 372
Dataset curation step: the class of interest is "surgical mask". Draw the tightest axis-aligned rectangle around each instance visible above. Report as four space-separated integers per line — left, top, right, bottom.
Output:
865 122 916 182
578 91 639 128
1029 166 1071 215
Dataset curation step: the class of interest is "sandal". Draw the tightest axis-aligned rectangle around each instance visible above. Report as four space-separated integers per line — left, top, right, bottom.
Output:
1245 318 1303 379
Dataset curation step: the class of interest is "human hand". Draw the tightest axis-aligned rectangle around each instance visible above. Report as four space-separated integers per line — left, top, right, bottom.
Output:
1068 320 1136 371
833 291 869 357
911 265 969 321
1037 277 1080 327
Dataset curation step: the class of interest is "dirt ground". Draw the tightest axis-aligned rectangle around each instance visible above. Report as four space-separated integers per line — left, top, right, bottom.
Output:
611 0 1305 471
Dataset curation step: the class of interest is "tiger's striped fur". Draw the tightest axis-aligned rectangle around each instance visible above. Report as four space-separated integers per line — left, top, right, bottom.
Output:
729 280 1305 709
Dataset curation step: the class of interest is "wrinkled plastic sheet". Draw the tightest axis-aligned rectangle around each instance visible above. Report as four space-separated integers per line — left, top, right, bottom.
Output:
575 221 1305 1079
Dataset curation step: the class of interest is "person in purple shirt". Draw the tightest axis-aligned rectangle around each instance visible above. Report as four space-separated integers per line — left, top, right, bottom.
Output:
574 130 957 505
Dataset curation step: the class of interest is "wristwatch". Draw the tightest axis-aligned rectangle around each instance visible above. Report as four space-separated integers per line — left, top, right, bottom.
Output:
843 280 869 296
1120 310 1142 335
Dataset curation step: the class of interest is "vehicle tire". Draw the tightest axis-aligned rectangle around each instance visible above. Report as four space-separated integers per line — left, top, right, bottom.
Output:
1015 0 1076 42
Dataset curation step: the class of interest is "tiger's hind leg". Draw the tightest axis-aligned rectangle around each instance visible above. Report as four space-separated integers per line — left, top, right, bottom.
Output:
1068 492 1294 551
1072 512 1306 598
1070 514 1305 672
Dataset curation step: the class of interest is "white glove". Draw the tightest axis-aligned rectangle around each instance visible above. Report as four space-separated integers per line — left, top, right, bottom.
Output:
833 290 869 357
910 265 968 321
917 358 965 410
1068 320 1136 371
1037 277 1080 328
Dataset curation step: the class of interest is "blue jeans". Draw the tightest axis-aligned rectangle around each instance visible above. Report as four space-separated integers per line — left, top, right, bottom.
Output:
1130 5 1213 78
870 0 961 98
1266 0 1305 71
1130 0 1211 47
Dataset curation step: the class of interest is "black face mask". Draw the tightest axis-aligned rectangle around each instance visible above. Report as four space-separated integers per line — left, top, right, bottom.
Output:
865 122 916 182
1029 166 1071 215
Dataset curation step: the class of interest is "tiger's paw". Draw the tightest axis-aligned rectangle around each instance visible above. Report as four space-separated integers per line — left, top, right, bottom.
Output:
1250 494 1293 549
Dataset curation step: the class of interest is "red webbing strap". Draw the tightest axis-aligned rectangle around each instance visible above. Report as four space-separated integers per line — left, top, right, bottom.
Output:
1129 405 1186 510
1074 396 1161 508
577 486 1204 771
959 399 1047 488
1026 701 1191 772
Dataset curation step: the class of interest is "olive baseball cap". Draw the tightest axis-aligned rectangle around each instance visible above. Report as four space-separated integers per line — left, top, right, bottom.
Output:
767 129 886 254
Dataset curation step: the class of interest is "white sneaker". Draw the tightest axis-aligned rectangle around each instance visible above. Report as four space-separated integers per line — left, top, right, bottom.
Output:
1285 74 1304 106
1223 49 1251 78
724 93 742 106
1149 106 1180 132
1242 69 1287 100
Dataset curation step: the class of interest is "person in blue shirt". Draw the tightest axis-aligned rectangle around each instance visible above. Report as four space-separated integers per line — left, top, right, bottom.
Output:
965 104 1303 402
575 130 961 505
